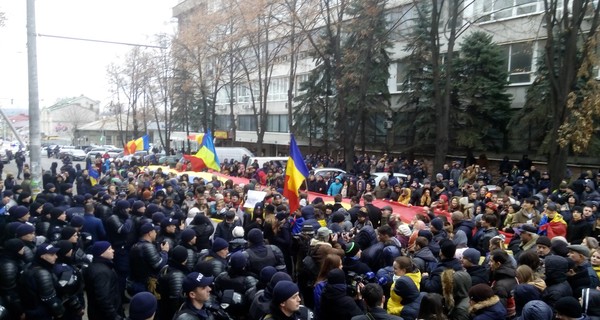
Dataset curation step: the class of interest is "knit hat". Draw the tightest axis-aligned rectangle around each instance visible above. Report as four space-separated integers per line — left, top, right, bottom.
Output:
15 223 35 237
462 248 481 265
56 240 73 257
72 195 85 205
132 200 145 212
555 296 583 318
248 229 264 244
344 241 360 257
327 268 346 285
50 208 65 220
151 212 165 225
4 238 24 254
91 241 112 257
468 283 495 302
11 206 29 219
229 251 247 271
129 292 158 320
260 266 278 284
139 223 155 235
331 212 345 223
180 229 196 243
170 245 189 264
535 236 552 248
212 237 229 252
232 226 245 238
70 215 84 228
430 218 444 231
440 238 457 259
268 272 293 296
116 200 130 210
60 227 77 240
272 281 299 304
567 244 590 258
147 204 161 215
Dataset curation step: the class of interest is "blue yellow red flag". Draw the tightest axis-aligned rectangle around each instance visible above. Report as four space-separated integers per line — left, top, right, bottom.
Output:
283 134 309 214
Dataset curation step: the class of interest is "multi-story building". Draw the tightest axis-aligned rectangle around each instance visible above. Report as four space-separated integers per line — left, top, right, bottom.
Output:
41 95 101 143
172 0 563 155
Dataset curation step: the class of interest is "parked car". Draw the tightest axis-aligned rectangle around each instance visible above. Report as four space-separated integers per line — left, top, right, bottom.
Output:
67 149 87 161
370 172 409 186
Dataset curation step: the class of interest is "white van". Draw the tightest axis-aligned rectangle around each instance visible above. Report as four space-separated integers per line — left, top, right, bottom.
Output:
215 147 254 163
246 156 289 169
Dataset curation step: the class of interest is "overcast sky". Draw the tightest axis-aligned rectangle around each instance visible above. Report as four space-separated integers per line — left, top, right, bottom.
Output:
0 0 179 109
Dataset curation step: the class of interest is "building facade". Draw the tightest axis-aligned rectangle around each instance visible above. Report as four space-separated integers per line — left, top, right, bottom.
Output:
41 95 101 143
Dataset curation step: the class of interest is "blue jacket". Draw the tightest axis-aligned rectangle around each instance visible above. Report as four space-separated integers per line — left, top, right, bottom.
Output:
82 213 106 243
328 181 343 196
471 296 506 320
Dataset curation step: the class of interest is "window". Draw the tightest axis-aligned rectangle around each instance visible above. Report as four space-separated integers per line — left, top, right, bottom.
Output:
215 115 232 131
480 0 542 21
267 78 288 101
396 62 409 92
216 87 232 104
238 115 257 131
237 84 255 103
295 74 309 96
500 42 534 84
266 114 289 133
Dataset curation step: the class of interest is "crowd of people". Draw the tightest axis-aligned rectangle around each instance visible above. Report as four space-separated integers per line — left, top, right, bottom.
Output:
1 152 600 320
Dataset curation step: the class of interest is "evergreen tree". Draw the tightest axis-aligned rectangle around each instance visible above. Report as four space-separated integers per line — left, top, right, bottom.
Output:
453 31 512 151
397 3 436 153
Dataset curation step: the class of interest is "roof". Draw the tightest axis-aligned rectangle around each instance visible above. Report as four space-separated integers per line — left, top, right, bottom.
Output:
44 95 99 112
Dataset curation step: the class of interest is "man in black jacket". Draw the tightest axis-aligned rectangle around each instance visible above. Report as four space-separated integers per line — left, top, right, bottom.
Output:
128 222 169 296
0 239 27 319
351 283 403 320
84 241 124 320
20 244 64 319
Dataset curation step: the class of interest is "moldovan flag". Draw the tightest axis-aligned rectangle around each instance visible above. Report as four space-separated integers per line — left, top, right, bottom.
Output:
125 135 150 155
183 129 220 172
87 164 100 186
283 134 309 214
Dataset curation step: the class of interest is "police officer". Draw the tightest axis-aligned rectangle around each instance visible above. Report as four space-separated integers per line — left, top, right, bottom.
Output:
0 239 27 319
173 272 223 320
128 222 169 296
84 241 125 320
158 245 190 320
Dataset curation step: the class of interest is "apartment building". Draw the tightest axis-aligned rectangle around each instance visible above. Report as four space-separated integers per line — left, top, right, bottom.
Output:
172 0 555 155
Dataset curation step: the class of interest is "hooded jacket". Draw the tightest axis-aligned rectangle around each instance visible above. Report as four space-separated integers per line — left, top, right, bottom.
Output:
412 246 437 273
582 288 600 320
421 258 462 294
469 295 506 320
393 276 425 320
518 300 554 320
320 283 364 320
514 284 542 316
442 270 472 320
465 265 489 286
490 263 517 311
542 255 572 308
387 271 421 316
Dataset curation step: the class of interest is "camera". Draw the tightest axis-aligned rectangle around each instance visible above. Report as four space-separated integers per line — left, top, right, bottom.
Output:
346 271 376 296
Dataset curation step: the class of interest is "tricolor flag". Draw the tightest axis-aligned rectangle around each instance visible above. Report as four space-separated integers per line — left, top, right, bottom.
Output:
183 129 220 172
283 134 309 214
125 134 150 155
87 164 100 186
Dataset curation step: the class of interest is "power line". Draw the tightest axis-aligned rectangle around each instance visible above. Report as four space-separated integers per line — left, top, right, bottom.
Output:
37 33 167 49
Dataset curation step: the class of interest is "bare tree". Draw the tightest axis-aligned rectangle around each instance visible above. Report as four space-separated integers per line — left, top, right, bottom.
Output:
543 0 600 188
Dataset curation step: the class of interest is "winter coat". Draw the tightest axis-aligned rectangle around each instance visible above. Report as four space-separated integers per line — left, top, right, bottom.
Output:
567 219 593 244
582 288 600 320
442 270 472 320
387 271 421 316
542 256 573 308
469 295 507 320
490 263 517 311
421 258 462 294
320 283 365 320
412 247 437 274
351 307 403 320
465 265 489 286
393 276 425 320
514 284 542 316
518 300 554 320
194 250 228 278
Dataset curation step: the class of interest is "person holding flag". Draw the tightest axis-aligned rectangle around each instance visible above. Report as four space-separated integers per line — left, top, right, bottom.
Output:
124 134 150 155
183 129 221 172
283 134 310 215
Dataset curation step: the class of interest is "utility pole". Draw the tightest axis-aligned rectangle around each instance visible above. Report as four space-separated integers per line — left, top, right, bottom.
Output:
27 0 42 194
